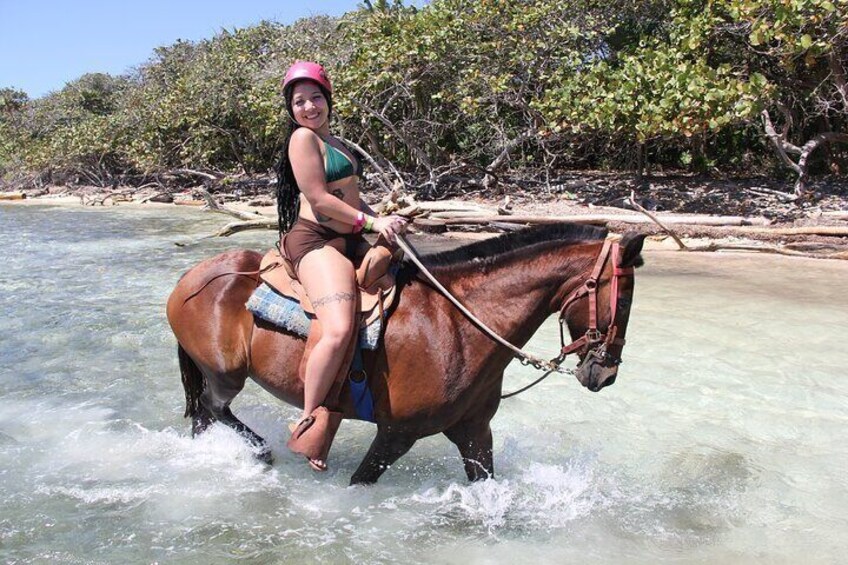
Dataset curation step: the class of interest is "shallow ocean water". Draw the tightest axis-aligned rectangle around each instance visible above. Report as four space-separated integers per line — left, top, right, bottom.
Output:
1 203 847 564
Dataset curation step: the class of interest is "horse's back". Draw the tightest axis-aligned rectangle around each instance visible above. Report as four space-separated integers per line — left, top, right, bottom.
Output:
167 249 262 373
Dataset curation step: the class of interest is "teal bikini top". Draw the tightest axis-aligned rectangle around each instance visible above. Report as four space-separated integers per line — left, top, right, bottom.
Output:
324 140 362 183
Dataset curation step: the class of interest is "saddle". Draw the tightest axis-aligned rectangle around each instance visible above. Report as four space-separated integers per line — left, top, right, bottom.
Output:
259 241 400 470
258 243 398 328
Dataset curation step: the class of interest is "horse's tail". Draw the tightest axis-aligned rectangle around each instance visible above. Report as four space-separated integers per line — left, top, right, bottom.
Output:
178 344 205 418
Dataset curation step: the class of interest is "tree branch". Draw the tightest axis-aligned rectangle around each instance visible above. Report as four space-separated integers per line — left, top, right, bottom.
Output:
761 110 803 174
487 128 539 172
170 169 221 181
352 97 438 191
828 47 848 110
338 136 394 193
628 190 688 249
197 187 267 221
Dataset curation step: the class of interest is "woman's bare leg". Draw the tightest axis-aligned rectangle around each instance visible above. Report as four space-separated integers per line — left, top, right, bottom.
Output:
295 246 356 448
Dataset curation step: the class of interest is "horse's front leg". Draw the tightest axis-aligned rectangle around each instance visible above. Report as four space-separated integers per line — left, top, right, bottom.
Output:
350 428 417 485
444 420 494 481
443 378 501 482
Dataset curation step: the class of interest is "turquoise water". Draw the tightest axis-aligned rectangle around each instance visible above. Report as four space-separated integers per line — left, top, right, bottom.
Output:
1 203 847 563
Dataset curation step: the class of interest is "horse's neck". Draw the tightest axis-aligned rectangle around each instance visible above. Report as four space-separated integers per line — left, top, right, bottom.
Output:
438 242 597 346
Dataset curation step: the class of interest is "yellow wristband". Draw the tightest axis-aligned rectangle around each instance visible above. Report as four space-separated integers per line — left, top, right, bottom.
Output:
364 216 375 232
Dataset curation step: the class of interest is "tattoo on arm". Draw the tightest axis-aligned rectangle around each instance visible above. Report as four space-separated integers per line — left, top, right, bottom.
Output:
311 291 355 309
315 189 347 223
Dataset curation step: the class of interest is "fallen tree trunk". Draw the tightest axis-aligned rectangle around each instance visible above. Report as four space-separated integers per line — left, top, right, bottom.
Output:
416 201 498 214
732 226 848 237
681 242 848 260
175 217 276 246
198 188 268 222
628 191 847 260
431 214 769 227
430 210 499 219
170 169 221 181
206 218 276 238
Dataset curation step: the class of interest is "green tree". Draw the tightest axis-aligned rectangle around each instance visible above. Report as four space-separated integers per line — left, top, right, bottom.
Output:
723 0 848 194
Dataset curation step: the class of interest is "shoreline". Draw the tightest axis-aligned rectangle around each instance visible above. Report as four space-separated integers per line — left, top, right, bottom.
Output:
3 188 847 259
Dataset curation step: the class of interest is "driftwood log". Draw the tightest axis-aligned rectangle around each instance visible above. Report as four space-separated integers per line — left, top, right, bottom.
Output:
428 214 770 227
820 211 848 220
180 191 846 261
198 188 266 221
628 191 848 260
732 226 848 237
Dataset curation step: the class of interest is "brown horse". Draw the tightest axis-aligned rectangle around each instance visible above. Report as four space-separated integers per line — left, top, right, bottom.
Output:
166 224 646 485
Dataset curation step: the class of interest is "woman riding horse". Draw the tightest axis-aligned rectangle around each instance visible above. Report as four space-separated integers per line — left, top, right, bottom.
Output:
277 61 408 471
167 222 645 484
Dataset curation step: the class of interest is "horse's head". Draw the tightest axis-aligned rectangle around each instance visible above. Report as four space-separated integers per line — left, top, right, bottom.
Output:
558 232 646 392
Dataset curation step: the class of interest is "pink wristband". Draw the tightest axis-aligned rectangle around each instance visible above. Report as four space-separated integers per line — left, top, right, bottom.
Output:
353 212 365 232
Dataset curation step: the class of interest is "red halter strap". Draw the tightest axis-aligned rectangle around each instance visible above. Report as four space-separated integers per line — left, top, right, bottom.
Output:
558 239 634 359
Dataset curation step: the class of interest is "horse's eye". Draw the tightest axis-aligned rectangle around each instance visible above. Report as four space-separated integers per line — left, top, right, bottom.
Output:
618 297 631 310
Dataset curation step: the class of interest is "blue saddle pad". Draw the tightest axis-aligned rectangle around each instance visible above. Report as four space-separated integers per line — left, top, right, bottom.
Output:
245 283 382 350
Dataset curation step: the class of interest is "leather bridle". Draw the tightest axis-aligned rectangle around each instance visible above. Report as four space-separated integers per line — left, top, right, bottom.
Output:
555 239 635 367
395 235 635 398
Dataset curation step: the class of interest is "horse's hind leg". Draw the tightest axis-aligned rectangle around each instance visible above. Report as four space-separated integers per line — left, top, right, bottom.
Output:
350 430 417 485
191 403 215 436
200 371 274 464
444 420 495 482
180 346 272 463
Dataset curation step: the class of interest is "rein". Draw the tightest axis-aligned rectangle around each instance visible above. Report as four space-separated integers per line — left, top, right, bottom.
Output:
396 235 564 373
395 235 633 398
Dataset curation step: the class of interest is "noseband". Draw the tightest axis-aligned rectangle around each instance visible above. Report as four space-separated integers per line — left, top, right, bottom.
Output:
556 239 634 366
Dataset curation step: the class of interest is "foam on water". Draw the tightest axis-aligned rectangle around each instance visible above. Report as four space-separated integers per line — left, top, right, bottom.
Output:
409 458 602 533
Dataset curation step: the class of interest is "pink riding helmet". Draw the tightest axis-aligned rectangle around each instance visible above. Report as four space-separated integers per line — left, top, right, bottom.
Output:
283 61 332 94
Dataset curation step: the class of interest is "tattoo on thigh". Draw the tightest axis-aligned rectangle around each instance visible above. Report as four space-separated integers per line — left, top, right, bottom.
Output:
311 291 355 309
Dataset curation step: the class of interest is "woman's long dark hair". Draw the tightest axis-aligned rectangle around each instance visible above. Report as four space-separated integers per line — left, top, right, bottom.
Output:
275 80 333 236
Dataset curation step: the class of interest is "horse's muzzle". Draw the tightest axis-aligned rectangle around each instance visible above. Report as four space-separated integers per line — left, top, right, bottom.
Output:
575 349 619 392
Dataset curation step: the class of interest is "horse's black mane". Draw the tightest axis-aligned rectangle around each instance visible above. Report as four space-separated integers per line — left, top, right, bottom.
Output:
422 223 608 270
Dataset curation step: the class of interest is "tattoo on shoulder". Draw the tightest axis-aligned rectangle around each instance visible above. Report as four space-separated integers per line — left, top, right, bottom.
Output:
311 291 355 309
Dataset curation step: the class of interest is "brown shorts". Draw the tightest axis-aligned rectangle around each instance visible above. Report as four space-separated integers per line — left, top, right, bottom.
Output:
281 218 364 273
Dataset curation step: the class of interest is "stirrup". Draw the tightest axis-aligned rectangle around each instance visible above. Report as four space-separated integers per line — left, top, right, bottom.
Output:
286 406 343 471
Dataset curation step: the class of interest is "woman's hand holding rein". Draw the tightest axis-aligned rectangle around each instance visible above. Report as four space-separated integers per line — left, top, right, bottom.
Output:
367 215 408 244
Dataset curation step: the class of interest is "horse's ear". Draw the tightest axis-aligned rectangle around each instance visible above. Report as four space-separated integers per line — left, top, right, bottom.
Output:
619 232 647 268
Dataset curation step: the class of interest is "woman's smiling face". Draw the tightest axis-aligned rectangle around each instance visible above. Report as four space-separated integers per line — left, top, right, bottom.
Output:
290 81 329 130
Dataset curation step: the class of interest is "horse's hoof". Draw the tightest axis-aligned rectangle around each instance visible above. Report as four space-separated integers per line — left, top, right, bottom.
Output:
349 474 378 486
255 447 274 465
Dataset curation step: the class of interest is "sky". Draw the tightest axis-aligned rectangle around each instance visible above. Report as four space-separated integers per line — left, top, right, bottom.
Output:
0 0 364 98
